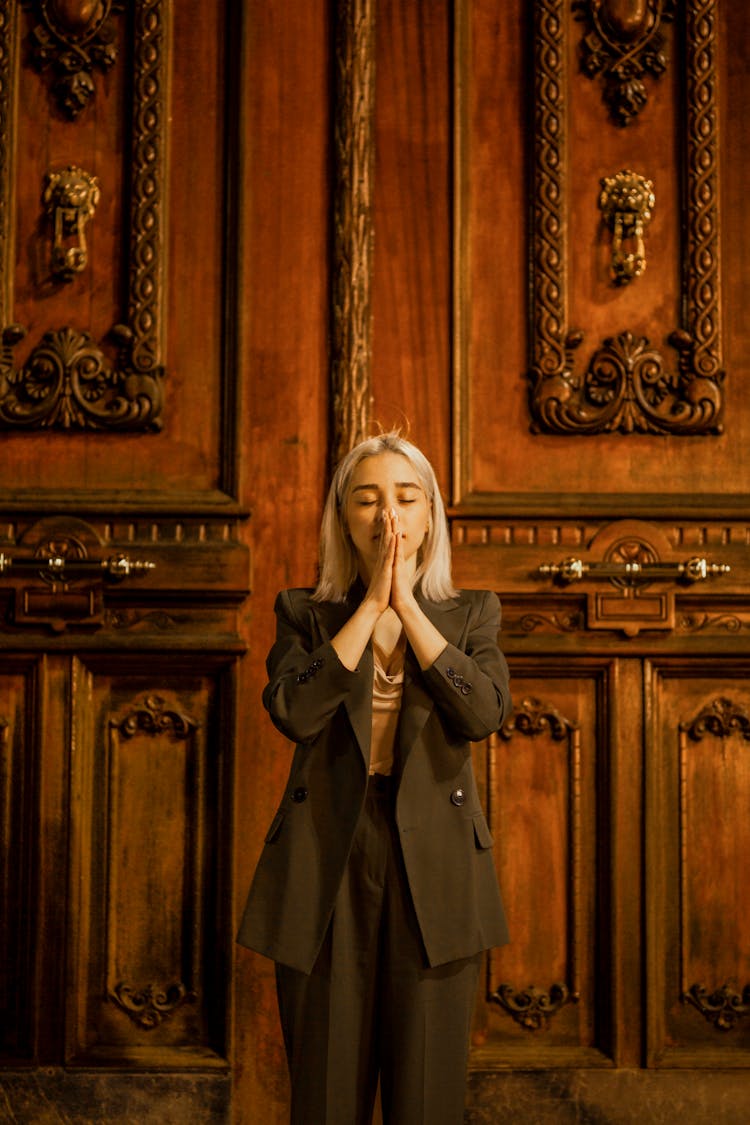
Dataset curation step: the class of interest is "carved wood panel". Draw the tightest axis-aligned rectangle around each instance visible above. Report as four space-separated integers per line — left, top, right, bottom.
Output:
65 656 233 1067
0 0 238 500
646 661 750 1066
471 662 612 1067
450 0 750 514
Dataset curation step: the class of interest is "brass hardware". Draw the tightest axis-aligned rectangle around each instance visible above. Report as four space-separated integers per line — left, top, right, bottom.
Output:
539 556 730 584
43 166 100 280
0 552 154 579
599 170 655 285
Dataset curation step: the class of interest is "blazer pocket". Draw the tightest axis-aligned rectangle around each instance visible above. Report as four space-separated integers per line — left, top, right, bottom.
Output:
264 810 286 844
472 812 494 850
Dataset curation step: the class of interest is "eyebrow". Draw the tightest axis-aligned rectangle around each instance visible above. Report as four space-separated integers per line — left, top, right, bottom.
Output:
352 481 422 492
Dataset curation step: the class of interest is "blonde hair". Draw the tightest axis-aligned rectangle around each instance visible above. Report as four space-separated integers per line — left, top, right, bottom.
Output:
312 432 457 603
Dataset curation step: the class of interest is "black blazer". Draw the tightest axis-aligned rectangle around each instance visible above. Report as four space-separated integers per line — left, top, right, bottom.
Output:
237 585 512 973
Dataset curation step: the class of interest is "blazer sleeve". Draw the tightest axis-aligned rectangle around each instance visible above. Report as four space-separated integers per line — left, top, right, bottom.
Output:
420 590 511 742
262 589 361 744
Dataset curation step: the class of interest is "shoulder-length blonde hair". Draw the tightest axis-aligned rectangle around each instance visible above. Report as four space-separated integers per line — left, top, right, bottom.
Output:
312 432 457 603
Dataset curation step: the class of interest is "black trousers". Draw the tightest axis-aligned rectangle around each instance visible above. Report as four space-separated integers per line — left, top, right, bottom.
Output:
275 773 482 1125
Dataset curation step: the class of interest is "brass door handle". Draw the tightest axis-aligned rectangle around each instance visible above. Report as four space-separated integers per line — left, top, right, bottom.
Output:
0 553 155 580
538 556 731 584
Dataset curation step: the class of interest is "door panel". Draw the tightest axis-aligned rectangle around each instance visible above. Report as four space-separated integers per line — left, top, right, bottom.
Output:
472 662 612 1068
647 661 750 1067
0 1 246 1119
65 657 232 1068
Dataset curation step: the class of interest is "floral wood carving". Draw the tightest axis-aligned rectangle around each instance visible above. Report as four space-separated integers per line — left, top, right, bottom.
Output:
111 694 198 740
573 0 675 126
22 0 124 119
680 697 750 743
331 0 375 468
683 983 750 1032
528 0 724 436
109 980 196 1030
0 0 166 431
0 324 162 428
495 700 581 1030
491 982 574 1031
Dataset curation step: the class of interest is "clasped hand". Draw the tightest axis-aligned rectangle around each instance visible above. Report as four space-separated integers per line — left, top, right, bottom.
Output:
365 508 415 617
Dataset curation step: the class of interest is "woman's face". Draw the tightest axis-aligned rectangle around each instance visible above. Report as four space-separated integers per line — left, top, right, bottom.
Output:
344 451 431 580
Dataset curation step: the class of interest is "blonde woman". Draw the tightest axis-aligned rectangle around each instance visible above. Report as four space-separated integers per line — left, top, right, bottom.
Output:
238 433 511 1125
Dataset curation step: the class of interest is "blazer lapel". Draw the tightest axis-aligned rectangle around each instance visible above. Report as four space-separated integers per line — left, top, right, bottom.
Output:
397 593 469 771
310 592 373 768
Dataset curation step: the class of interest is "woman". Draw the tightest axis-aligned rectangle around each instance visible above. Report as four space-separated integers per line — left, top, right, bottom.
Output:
238 432 511 1125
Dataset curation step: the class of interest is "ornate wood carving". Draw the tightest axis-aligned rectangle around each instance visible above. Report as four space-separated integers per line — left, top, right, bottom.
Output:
573 0 675 125
683 983 750 1032
0 324 162 429
0 0 166 431
493 701 581 1030
23 0 124 119
111 694 199 740
109 980 196 1030
681 697 750 743
527 0 724 436
491 982 574 1032
331 0 375 467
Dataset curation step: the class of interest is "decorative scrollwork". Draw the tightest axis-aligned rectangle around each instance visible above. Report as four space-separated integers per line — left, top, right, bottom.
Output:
677 612 742 634
533 330 723 435
528 0 724 436
331 0 375 468
0 325 162 429
500 696 573 742
681 697 750 743
491 981 577 1031
517 611 584 634
573 0 675 125
23 0 124 119
111 695 198 740
109 980 196 1030
683 983 750 1031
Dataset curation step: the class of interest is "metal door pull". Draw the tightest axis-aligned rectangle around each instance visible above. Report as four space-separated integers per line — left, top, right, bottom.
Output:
0 553 155 579
538 557 731 584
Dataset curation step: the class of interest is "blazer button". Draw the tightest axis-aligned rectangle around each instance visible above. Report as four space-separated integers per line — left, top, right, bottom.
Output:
450 787 466 807
292 787 308 803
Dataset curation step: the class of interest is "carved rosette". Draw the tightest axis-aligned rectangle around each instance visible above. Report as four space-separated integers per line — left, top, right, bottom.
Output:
528 0 724 436
573 0 675 125
331 0 375 467
0 0 167 431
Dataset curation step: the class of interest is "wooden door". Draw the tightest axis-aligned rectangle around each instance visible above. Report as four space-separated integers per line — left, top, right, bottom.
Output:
0 2 248 1119
369 0 750 1120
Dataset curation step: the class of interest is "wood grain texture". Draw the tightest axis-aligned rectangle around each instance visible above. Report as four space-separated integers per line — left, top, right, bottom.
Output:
372 0 452 491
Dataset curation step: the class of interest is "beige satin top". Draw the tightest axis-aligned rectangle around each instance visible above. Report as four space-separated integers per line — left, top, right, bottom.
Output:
369 633 406 776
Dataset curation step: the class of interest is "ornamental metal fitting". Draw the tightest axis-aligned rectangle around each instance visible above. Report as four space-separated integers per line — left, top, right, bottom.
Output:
43 165 100 280
599 169 655 285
